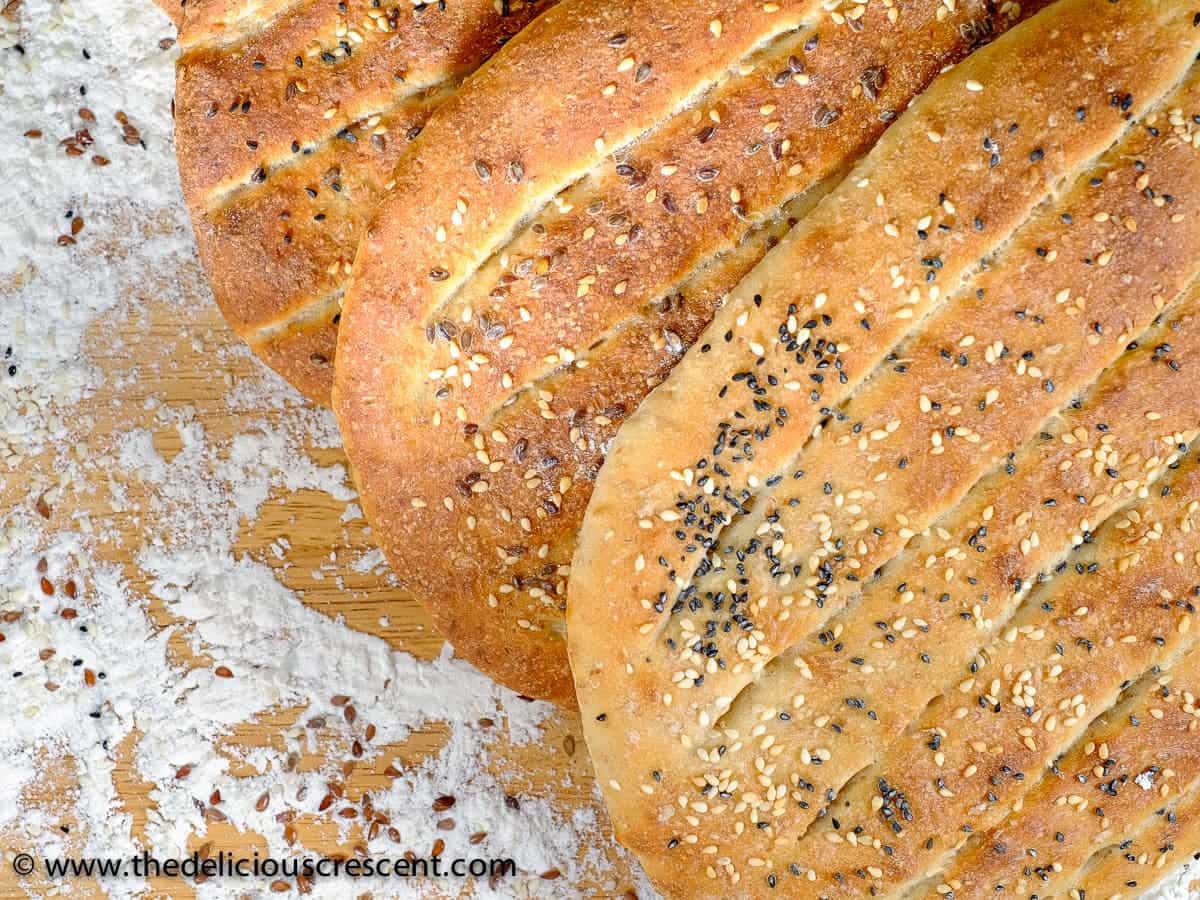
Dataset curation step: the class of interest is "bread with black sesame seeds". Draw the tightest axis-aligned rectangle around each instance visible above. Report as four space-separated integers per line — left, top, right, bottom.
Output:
580 281 1200 898
1065 785 1200 900
568 0 1200 894
777 406 1200 898
643 286 1200 899
174 0 551 402
926 633 1200 900
615 62 1200 875
332 0 1047 704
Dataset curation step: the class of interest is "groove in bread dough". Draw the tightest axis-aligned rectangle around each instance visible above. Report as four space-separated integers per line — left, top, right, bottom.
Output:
475 179 838 433
250 286 343 343
194 79 452 211
927 639 1200 898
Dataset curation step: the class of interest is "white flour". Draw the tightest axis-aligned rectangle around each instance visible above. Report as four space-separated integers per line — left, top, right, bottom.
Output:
0 0 648 897
0 0 1195 898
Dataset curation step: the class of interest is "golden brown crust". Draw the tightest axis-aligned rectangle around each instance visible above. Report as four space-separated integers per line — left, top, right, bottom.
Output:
569 1 1200 894
153 0 183 28
175 0 550 401
931 636 1200 900
334 0 1047 703
1068 786 1200 900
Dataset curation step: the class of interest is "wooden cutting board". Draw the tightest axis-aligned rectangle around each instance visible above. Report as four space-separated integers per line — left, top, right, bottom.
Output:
0 261 640 898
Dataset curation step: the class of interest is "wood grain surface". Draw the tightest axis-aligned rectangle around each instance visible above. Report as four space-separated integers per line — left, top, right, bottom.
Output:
0 249 638 897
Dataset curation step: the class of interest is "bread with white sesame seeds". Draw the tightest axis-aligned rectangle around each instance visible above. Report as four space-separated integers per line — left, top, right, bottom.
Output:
569 0 1200 893
174 0 552 402
1066 785 1200 900
926 634 1200 900
772 399 1200 898
332 0 1049 703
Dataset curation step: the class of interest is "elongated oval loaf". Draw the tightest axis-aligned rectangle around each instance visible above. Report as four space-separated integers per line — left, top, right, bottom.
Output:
569 0 1200 894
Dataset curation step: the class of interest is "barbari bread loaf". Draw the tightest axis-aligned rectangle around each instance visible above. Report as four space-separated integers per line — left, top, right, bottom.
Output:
174 0 551 401
333 0 1048 703
620 51 1200 879
568 0 1200 894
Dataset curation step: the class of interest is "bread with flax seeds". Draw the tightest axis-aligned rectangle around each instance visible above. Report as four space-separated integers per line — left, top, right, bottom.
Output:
174 0 552 401
568 0 1200 894
333 0 1047 703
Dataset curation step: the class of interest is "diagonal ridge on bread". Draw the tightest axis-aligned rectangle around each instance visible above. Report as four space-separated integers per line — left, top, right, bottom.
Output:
923 633 1200 900
568 0 1200 894
1064 783 1200 900
776 427 1200 897
334 0 1042 701
175 0 552 399
673 284 1200 893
